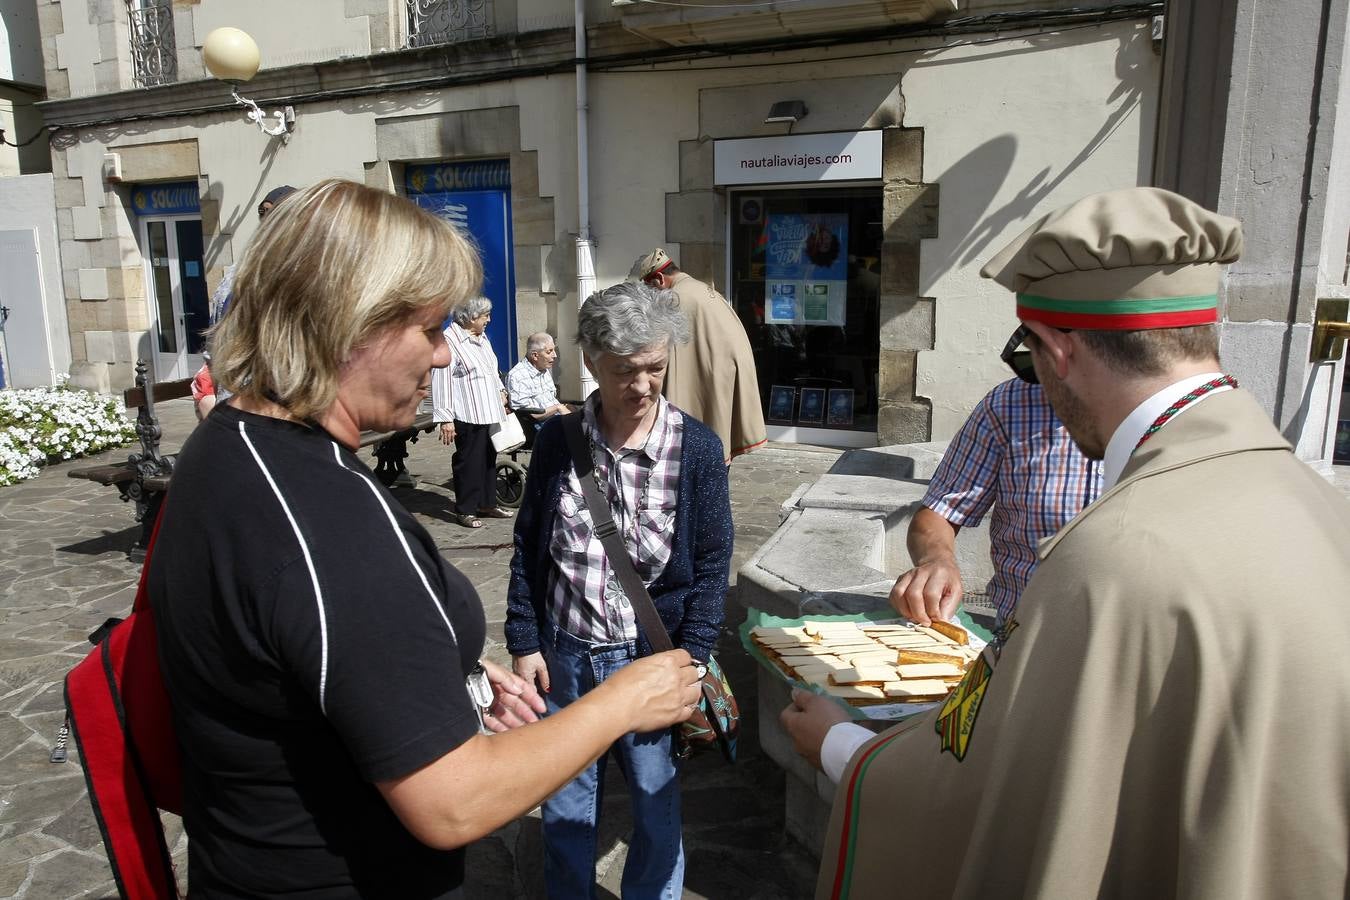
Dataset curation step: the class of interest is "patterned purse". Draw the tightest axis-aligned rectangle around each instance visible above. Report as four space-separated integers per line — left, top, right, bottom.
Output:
561 414 739 763
676 655 739 762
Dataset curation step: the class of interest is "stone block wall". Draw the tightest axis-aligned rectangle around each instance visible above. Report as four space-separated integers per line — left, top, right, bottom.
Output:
54 138 208 392
877 128 938 445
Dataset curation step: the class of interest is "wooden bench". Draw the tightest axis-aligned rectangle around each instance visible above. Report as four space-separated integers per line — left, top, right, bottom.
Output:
67 362 436 556
68 360 193 560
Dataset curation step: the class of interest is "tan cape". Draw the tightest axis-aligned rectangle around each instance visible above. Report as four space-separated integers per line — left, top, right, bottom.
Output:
817 389 1350 899
664 272 767 462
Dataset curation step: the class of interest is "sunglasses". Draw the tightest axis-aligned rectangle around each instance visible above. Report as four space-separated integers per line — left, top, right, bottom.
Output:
1001 325 1039 384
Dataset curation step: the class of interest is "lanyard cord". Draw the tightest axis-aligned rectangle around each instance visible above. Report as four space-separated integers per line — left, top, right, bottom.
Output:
1134 375 1238 451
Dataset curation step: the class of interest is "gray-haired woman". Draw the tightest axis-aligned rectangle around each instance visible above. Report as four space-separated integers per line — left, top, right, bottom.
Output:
505 281 734 898
430 296 512 528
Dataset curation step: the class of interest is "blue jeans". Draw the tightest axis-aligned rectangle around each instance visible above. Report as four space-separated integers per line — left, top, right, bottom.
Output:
540 625 684 900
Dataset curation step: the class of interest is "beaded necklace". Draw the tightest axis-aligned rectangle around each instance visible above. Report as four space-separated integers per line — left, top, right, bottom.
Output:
1134 375 1237 450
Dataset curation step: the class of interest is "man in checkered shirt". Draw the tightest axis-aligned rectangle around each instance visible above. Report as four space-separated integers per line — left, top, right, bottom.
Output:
890 376 1101 627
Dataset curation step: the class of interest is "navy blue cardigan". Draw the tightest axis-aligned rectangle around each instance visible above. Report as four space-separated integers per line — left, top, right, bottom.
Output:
504 412 732 663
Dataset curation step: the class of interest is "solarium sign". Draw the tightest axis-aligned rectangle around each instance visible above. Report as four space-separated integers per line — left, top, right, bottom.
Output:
713 131 882 186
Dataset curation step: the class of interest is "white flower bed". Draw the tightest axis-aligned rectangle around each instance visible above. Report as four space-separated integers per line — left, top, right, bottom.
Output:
0 382 136 486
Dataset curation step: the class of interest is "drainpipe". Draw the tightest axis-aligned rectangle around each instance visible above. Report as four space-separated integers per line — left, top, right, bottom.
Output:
575 0 597 399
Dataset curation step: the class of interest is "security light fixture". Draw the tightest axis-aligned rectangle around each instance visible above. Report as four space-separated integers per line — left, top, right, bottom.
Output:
764 100 807 125
202 27 295 140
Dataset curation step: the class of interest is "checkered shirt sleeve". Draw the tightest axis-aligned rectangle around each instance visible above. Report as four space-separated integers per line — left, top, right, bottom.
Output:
922 393 1005 528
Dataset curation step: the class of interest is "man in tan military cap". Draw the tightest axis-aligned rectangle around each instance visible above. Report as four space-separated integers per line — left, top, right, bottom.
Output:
782 187 1350 898
630 248 766 463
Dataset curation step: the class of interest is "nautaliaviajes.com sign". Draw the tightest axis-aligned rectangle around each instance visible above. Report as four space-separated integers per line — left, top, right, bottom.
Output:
714 131 882 185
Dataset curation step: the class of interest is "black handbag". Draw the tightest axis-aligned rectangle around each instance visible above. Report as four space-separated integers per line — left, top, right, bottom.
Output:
561 413 739 762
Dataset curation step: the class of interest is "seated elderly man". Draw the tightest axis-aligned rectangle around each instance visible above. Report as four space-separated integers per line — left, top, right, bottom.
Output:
506 332 571 423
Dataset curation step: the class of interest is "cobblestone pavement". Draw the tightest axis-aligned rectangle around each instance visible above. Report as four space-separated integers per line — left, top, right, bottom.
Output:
0 398 842 899
6 399 1348 899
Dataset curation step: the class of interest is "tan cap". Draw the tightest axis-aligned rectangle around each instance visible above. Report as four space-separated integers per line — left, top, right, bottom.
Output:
629 248 673 282
980 187 1242 330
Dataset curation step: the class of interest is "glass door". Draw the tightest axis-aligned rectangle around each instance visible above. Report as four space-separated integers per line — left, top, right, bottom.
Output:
141 217 207 380
729 186 883 447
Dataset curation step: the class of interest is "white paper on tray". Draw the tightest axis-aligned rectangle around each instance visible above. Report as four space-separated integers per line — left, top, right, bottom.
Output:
857 700 941 720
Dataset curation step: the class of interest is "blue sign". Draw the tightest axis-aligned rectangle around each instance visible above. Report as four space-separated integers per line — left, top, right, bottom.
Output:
406 160 512 194
412 188 518 368
131 181 200 216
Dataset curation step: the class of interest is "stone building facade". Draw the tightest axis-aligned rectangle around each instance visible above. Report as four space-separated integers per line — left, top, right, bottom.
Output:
28 0 1347 464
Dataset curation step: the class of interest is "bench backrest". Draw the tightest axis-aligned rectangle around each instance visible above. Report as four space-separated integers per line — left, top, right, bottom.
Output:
123 377 193 410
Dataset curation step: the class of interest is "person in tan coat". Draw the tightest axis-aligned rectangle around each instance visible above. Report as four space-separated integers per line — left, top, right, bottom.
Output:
631 248 767 463
781 187 1350 899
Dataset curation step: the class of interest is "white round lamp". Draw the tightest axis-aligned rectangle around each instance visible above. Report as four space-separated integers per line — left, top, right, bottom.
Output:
202 27 293 139
202 27 261 83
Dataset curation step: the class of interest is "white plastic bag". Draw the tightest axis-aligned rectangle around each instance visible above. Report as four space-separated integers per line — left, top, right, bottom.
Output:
490 414 526 453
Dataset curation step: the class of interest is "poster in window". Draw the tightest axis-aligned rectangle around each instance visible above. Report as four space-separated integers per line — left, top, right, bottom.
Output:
798 388 825 425
768 282 798 322
827 388 854 426
768 385 796 424
764 212 848 326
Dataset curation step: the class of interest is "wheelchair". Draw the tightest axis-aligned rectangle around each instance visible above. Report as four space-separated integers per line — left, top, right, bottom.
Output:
493 408 539 509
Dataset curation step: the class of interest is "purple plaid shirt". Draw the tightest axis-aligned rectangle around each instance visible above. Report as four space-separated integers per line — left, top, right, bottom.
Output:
547 394 684 643
923 379 1101 623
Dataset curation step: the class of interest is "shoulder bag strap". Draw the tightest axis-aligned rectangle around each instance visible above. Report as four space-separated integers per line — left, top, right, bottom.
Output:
561 413 676 654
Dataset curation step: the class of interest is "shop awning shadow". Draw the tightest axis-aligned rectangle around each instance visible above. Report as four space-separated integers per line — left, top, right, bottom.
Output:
58 526 140 557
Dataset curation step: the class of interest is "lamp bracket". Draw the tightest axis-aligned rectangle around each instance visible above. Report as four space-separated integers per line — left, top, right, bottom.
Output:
231 87 294 140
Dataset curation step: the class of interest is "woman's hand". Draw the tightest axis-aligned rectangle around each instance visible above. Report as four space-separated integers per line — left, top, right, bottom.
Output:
599 649 702 734
512 651 551 695
480 659 546 732
439 422 455 445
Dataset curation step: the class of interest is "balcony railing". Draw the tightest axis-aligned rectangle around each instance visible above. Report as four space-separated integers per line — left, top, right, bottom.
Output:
406 0 495 48
127 0 177 87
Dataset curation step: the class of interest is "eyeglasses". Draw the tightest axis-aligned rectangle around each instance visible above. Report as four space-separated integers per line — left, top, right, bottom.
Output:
1001 324 1039 384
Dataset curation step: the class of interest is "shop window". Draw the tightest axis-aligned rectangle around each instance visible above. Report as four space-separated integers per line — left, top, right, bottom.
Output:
126 0 177 88
406 0 494 47
730 187 882 436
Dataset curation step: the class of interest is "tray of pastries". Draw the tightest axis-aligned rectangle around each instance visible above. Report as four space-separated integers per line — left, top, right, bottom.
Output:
749 618 981 706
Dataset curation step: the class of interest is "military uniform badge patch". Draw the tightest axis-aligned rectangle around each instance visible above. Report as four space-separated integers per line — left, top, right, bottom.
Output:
935 618 1018 761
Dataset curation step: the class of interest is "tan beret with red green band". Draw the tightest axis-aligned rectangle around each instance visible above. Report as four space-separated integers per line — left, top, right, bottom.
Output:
980 187 1243 330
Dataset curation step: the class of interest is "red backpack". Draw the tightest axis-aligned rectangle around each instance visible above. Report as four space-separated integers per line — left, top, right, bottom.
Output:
60 507 183 899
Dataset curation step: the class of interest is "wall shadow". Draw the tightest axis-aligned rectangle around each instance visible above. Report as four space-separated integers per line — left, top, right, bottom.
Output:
916 26 1152 294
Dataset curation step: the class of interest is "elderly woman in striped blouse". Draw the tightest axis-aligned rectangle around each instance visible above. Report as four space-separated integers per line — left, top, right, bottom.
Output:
431 296 513 528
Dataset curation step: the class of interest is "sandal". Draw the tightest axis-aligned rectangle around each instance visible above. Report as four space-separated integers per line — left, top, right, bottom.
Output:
476 507 514 519
452 513 484 529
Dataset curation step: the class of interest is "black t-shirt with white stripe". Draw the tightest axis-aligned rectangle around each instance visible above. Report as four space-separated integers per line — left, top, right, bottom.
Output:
150 405 485 898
